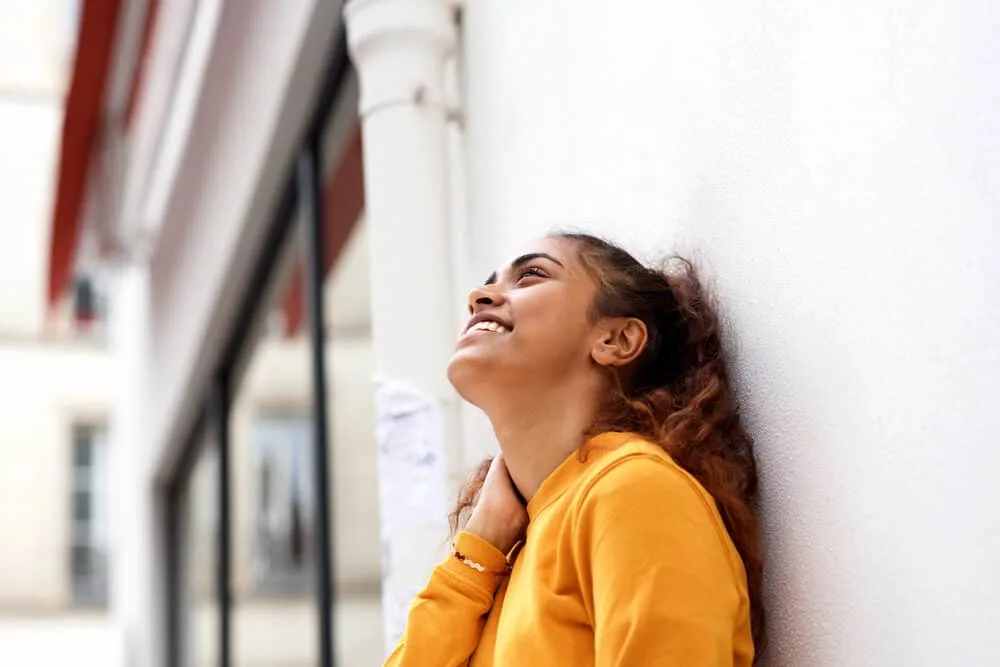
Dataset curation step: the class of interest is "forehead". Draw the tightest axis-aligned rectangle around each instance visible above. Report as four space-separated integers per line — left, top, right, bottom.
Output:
501 236 582 272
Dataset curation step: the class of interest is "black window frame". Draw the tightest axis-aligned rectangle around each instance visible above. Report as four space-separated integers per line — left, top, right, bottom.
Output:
163 24 351 667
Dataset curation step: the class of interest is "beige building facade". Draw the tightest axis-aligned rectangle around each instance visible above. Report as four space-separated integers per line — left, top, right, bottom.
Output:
47 1 384 666
0 2 116 666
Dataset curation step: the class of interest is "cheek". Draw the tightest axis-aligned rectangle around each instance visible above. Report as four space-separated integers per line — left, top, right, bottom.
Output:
513 290 593 354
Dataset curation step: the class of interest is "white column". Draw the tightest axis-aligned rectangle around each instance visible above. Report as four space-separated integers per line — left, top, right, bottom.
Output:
108 261 162 667
345 0 459 386
344 0 461 654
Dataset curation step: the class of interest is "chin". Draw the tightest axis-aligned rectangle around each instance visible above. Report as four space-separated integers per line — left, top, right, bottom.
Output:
447 348 497 408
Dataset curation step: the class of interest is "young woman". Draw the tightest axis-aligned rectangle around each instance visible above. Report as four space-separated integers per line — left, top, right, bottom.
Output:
386 233 763 666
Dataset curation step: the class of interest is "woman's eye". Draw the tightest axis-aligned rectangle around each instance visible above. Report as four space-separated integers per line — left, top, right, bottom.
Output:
516 267 545 282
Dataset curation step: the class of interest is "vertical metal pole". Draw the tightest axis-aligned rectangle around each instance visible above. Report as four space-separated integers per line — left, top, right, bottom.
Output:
300 138 335 667
213 382 232 667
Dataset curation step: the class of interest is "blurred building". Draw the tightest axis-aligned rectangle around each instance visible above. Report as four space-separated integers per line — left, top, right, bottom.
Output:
48 1 382 666
0 1 118 665
47 1 1000 667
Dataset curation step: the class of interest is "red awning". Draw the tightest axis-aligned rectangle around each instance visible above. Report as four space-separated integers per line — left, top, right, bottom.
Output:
51 1 361 323
48 0 124 306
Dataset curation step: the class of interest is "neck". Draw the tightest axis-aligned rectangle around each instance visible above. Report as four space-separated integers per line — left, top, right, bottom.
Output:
486 378 604 502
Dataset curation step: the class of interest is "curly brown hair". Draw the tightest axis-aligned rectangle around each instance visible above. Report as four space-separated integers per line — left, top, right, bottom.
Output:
449 232 765 656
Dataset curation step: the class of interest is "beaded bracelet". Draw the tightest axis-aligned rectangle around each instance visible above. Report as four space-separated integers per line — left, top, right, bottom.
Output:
451 547 511 575
451 541 521 576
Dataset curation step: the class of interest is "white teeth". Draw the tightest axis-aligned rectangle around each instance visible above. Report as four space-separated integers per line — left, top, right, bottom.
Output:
469 321 509 334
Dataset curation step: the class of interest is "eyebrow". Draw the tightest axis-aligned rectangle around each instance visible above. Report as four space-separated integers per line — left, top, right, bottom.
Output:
484 252 566 285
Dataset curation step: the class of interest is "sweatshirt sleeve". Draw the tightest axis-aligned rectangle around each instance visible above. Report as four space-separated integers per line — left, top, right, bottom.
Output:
384 531 508 667
575 455 749 667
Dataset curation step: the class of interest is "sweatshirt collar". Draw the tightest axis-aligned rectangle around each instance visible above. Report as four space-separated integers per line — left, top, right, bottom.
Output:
525 431 637 520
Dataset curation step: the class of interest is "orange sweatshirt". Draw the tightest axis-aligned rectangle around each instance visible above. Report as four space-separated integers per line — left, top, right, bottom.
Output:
386 432 754 666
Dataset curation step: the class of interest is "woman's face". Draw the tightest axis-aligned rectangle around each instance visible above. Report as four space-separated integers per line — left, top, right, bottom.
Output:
447 237 605 407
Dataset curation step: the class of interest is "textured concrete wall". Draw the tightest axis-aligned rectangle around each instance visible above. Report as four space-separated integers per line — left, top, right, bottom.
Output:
462 2 1000 663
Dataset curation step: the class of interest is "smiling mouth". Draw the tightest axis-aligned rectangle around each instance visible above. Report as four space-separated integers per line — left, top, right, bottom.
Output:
465 320 511 335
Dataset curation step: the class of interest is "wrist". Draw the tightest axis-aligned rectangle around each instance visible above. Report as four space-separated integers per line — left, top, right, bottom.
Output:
465 511 520 555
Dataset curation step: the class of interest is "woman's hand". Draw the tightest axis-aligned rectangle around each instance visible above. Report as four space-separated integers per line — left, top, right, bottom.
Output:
464 455 528 555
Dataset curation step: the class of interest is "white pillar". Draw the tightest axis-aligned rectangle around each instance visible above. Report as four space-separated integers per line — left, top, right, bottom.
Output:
345 0 461 653
108 261 162 667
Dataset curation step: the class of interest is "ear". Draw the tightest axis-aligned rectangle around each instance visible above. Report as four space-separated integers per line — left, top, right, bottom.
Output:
591 317 648 369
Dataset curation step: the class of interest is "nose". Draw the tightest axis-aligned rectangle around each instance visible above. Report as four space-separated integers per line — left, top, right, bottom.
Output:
467 285 506 315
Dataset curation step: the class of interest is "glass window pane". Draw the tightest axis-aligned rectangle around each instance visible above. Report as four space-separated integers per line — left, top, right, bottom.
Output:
231 204 319 667
73 430 92 468
325 219 384 664
72 489 91 521
71 544 91 577
178 436 220 667
253 415 314 594
70 424 109 606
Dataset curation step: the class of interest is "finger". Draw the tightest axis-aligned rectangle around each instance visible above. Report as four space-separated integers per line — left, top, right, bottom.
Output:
494 455 508 475
485 455 503 479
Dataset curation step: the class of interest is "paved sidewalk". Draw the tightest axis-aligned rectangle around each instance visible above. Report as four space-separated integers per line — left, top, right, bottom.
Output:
0 613 115 666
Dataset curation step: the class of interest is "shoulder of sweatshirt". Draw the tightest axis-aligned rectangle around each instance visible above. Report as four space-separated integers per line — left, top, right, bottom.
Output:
569 435 743 576
574 435 701 505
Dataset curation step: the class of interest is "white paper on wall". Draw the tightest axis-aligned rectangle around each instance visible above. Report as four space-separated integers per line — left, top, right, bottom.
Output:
375 377 451 657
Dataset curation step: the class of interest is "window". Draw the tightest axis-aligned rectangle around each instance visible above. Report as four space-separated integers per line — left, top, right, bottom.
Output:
253 414 314 593
46 265 112 341
178 434 220 667
228 210 320 666
70 424 109 605
71 272 109 337
160 26 381 663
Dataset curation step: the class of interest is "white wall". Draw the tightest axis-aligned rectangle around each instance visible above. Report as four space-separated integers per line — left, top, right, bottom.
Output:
0 1 72 94
0 342 113 608
0 102 62 336
0 0 74 336
462 2 1000 664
